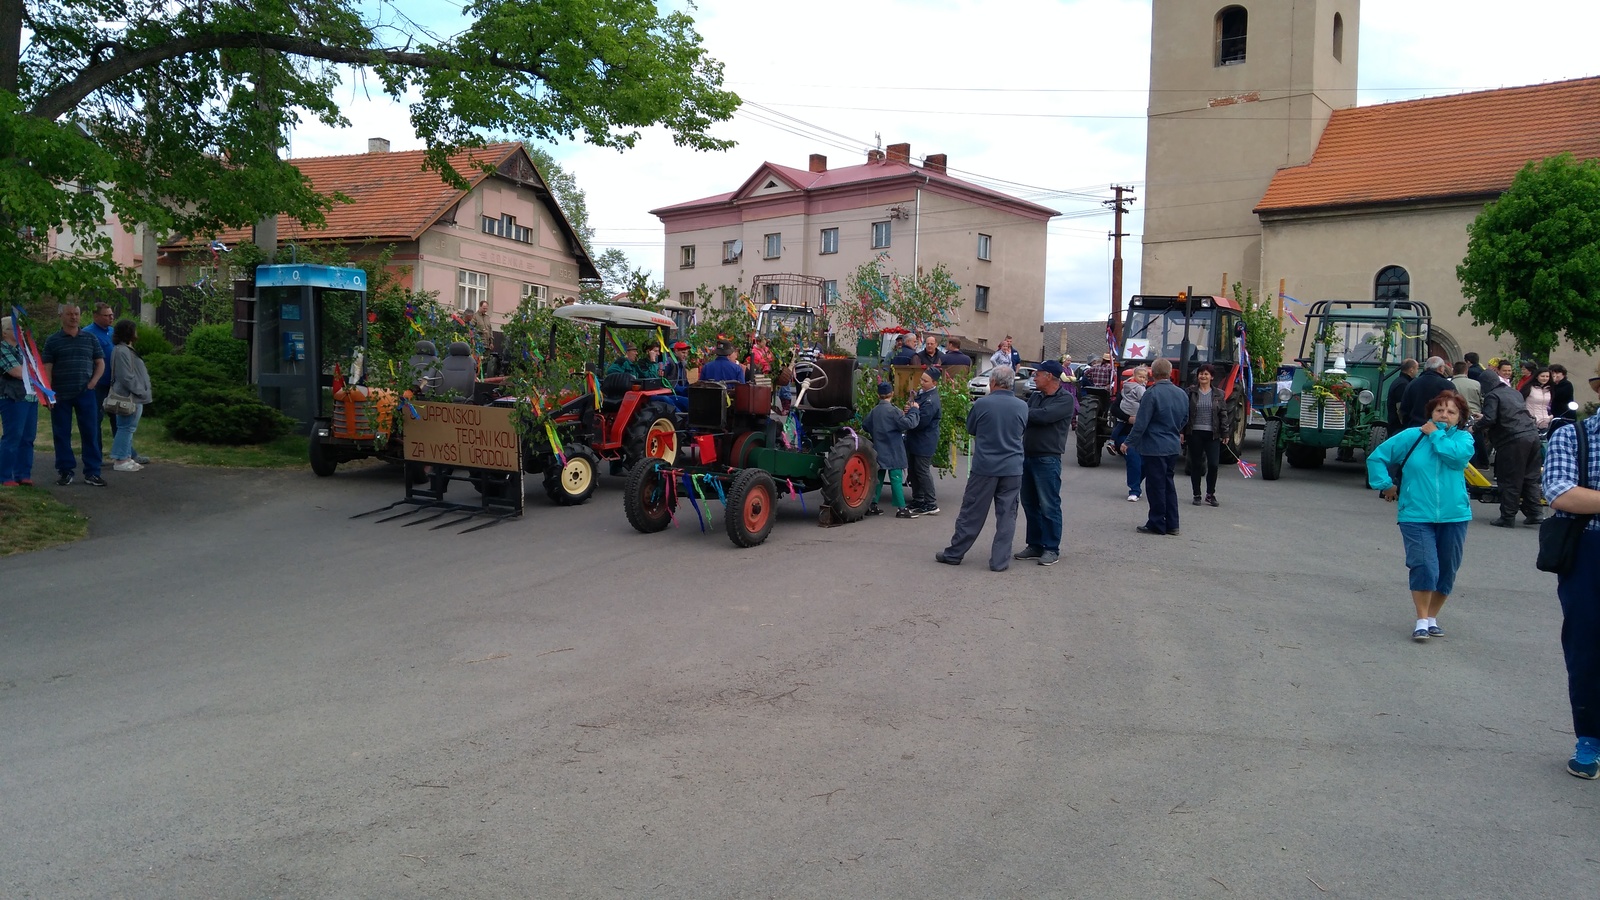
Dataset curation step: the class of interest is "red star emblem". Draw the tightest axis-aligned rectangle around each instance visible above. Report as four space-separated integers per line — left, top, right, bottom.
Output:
1126 342 1147 358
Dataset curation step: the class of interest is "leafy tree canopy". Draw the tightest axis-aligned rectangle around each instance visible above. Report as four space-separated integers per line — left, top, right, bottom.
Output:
1457 153 1600 360
1 0 739 301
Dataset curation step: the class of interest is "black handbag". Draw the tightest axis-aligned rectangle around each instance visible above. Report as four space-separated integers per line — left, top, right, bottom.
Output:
1537 422 1593 575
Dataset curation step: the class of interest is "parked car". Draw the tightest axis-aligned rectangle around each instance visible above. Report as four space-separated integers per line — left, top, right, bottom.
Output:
970 364 1037 398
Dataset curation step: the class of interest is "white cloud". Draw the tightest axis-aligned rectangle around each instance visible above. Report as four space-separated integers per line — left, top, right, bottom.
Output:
289 0 1599 324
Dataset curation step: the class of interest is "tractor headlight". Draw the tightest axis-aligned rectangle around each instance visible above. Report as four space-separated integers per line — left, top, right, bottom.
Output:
315 426 331 438
1277 387 1292 402
1358 389 1375 406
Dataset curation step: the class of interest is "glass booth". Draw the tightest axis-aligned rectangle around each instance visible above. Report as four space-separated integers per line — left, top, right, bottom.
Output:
252 264 367 432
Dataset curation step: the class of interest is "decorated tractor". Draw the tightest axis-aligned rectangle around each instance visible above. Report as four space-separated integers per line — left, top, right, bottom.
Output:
622 355 877 547
1075 293 1251 467
1258 299 1430 480
509 304 683 506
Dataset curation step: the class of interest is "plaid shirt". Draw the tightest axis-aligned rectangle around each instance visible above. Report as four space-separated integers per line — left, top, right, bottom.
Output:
1542 417 1600 532
1085 361 1117 389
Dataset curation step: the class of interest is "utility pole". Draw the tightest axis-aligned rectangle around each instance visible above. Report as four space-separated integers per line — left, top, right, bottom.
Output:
1105 185 1136 345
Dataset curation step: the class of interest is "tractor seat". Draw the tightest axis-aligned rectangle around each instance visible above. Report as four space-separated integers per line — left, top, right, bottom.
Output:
798 405 856 428
600 372 634 412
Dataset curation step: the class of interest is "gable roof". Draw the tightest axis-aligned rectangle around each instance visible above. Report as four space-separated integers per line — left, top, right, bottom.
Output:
171 142 598 279
1256 76 1600 214
651 157 1060 220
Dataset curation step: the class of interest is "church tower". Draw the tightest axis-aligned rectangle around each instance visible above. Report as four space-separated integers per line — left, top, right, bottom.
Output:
1140 0 1359 296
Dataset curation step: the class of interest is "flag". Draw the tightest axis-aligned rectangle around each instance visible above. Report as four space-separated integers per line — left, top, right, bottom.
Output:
1237 459 1258 479
1105 319 1116 357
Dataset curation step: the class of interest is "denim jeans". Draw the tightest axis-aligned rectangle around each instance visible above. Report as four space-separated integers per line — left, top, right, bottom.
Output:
1397 521 1469 594
1125 445 1144 497
1143 454 1179 533
112 404 143 461
1020 454 1063 553
1559 529 1600 738
50 390 102 477
0 397 39 483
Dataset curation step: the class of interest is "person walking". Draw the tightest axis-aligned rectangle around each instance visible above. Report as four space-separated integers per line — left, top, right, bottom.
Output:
1123 358 1187 535
0 315 40 487
1014 361 1076 567
40 303 106 487
904 368 942 516
862 382 919 518
1542 361 1600 778
1184 364 1228 507
936 366 1028 571
1478 369 1544 527
108 319 152 472
1366 392 1475 642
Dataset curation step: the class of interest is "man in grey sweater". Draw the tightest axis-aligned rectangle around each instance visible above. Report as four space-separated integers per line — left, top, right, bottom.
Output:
937 366 1029 571
1124 358 1188 535
1014 360 1077 567
1479 369 1544 527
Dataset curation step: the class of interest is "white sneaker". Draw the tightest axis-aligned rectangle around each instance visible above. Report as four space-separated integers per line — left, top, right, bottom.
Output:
113 460 143 472
1127 493 1140 502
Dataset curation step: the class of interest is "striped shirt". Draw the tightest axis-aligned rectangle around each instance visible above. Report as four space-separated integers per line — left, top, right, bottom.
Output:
1543 417 1600 532
40 329 103 399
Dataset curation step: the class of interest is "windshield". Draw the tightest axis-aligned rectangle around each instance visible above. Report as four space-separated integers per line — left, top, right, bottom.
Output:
1122 309 1216 362
1319 318 1426 365
758 309 815 340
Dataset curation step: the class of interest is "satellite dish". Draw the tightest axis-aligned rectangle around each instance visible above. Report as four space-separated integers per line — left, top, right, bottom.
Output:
731 240 742 255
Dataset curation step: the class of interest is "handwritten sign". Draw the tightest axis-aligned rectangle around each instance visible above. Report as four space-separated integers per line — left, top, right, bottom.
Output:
404 402 520 472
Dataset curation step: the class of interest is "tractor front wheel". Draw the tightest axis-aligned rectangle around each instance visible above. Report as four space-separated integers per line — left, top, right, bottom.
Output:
544 443 600 506
725 468 778 547
309 431 338 477
1261 419 1284 481
624 459 677 534
1075 396 1104 467
821 436 876 522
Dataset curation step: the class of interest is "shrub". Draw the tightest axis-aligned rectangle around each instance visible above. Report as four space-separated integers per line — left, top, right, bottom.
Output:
135 321 174 357
144 354 231 419
184 324 248 385
166 395 296 445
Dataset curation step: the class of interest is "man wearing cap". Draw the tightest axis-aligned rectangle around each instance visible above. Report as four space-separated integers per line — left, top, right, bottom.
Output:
904 367 943 515
700 341 745 383
605 343 645 379
1014 361 1076 566
1086 353 1117 390
937 365 1029 571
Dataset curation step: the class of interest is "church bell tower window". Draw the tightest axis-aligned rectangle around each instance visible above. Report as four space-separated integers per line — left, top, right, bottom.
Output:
1216 6 1248 66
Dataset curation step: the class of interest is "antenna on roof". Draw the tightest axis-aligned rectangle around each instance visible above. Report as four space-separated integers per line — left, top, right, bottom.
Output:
874 132 882 149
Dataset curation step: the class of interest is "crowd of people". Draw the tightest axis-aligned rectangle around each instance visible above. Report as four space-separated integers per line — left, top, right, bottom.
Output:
1 303 154 489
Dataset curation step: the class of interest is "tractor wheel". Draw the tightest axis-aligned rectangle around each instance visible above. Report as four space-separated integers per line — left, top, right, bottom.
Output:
623 458 677 534
1367 424 1389 454
1221 394 1250 463
1286 443 1326 469
725 468 778 548
820 436 876 522
729 430 767 468
309 432 338 477
1075 396 1104 468
1261 419 1284 481
475 470 519 500
623 400 679 467
544 443 600 506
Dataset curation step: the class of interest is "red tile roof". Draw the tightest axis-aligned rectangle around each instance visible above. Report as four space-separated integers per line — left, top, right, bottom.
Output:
1256 76 1600 214
651 157 1059 219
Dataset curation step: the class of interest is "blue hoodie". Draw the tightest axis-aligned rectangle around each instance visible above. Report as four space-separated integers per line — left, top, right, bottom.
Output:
1365 424 1475 524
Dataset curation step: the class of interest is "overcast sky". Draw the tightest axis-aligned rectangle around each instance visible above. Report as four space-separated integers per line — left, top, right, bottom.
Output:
291 0 1599 322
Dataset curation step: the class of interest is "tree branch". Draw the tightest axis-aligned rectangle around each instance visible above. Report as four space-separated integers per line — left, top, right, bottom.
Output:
29 29 530 121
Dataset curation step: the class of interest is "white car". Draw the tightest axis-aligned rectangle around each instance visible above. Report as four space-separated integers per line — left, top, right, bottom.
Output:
969 365 1037 398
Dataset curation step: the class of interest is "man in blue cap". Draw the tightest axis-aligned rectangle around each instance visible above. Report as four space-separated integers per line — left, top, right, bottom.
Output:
1014 360 1076 566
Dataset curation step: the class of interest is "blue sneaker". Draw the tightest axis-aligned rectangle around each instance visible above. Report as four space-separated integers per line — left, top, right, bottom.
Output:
1568 737 1600 780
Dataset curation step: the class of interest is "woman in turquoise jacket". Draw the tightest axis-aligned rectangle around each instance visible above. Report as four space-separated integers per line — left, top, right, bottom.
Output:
1366 391 1476 642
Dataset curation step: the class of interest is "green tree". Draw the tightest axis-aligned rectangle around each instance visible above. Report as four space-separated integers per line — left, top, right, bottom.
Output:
2 0 739 302
843 254 963 342
1457 153 1600 360
1231 282 1287 383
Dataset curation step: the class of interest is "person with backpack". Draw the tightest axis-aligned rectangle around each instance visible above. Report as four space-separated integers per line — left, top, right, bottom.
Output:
1366 391 1475 643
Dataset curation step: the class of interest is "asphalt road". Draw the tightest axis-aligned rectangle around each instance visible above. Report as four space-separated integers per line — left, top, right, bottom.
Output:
2 445 1594 898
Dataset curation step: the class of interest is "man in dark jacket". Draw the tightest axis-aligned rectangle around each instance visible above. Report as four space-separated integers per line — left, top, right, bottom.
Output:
1400 357 1456 427
1124 358 1188 535
1014 361 1076 567
1479 369 1544 527
914 335 945 367
890 336 918 366
1464 351 1484 381
937 365 1028 571
1388 358 1418 430
942 339 973 368
904 368 943 515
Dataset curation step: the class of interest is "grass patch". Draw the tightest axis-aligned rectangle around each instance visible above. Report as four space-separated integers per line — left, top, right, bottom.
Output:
34 403 308 469
0 487 89 556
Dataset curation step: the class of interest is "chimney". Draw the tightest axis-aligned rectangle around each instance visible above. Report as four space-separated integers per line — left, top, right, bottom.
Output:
886 142 911 164
867 149 886 163
923 153 947 174
367 137 391 153
809 153 827 173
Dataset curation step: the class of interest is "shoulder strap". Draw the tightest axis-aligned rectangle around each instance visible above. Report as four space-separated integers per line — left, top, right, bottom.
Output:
1579 420 1591 490
1396 431 1427 475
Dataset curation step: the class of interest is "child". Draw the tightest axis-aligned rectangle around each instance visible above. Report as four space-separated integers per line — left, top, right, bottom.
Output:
1108 366 1147 456
862 382 920 518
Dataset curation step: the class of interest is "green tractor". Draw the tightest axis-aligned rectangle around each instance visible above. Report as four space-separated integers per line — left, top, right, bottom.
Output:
1259 299 1431 480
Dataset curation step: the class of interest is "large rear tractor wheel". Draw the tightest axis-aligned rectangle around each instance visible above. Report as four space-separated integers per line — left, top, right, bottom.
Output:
821 437 876 522
623 400 679 467
1075 396 1104 468
309 432 338 477
725 469 778 548
1261 419 1284 481
544 443 600 506
1286 443 1326 469
624 458 677 534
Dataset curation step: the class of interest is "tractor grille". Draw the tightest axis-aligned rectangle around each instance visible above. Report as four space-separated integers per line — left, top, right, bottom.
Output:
334 398 377 440
1302 392 1347 431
